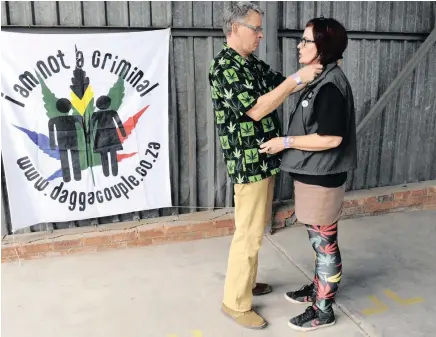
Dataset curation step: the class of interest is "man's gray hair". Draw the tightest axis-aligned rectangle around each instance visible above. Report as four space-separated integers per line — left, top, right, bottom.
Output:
222 2 264 36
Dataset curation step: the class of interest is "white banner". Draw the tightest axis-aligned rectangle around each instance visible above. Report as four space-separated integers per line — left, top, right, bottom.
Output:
1 29 172 231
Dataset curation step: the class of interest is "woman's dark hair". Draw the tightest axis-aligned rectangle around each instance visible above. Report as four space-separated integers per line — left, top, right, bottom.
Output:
306 17 348 66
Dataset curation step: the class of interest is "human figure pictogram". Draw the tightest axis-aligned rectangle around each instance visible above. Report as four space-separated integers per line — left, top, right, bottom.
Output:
48 98 83 182
91 95 126 177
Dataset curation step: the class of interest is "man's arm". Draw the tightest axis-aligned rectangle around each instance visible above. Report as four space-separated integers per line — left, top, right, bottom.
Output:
291 83 307 94
246 64 323 121
211 59 322 122
258 58 309 95
246 76 301 121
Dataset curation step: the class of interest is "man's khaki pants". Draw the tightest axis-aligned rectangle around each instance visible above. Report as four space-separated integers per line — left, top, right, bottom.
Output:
223 176 275 312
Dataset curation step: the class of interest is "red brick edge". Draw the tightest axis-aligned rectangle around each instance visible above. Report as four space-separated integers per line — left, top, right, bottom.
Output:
2 182 435 263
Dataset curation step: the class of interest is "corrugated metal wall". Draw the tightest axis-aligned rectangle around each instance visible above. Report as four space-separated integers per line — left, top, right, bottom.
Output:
1 1 435 234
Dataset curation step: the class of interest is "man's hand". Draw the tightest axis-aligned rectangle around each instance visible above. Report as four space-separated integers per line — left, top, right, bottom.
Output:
259 137 285 155
297 64 323 83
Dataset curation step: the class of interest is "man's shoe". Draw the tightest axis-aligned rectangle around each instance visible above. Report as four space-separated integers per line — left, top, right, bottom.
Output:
221 303 267 329
252 283 272 296
284 283 314 304
288 305 335 331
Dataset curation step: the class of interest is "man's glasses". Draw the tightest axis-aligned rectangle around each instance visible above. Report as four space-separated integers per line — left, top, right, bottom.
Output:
299 37 315 47
237 22 263 34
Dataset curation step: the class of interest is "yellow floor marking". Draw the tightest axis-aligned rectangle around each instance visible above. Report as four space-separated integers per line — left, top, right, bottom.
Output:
384 289 424 305
361 295 388 316
191 330 203 337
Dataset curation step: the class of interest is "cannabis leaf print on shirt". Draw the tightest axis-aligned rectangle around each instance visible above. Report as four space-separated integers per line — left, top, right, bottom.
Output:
208 43 286 184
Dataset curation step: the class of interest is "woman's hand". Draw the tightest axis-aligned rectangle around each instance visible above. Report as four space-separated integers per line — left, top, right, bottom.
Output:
259 137 285 155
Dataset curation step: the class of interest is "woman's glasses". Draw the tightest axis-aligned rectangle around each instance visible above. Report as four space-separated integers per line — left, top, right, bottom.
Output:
300 37 315 47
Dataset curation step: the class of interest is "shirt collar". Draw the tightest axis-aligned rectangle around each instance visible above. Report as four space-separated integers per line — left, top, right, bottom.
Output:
223 43 256 66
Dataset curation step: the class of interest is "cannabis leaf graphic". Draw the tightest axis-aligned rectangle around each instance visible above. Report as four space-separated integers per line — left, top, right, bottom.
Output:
243 80 254 89
216 110 225 124
307 224 337 239
236 174 245 184
35 72 60 119
245 149 259 164
233 148 242 159
240 122 254 137
238 92 255 108
16 62 146 183
256 138 265 146
316 282 335 300
227 160 235 174
224 88 234 100
319 242 338 255
220 136 230 149
209 60 215 74
223 69 239 84
107 75 125 111
228 134 239 147
211 86 218 100
262 117 275 132
244 69 254 81
260 161 268 172
326 271 342 283
318 254 336 267
248 175 262 183
317 299 332 312
227 121 236 133
310 236 322 248
270 168 280 175
243 138 257 149
234 54 245 65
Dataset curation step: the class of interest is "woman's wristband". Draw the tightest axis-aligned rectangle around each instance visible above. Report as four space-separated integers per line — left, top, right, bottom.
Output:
283 136 295 149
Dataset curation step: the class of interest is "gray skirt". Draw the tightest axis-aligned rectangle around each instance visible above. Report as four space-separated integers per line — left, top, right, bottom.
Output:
294 180 345 226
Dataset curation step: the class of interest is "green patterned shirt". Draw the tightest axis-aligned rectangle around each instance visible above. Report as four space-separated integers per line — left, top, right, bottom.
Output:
209 43 286 184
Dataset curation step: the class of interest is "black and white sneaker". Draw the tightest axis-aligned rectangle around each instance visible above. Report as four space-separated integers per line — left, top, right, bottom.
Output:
288 306 336 331
284 283 314 305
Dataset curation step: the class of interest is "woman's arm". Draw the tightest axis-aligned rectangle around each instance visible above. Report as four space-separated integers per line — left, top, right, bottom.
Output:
258 134 342 154
288 134 342 151
259 83 347 154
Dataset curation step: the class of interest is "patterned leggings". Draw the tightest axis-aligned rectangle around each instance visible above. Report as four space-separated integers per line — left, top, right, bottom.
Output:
306 222 342 313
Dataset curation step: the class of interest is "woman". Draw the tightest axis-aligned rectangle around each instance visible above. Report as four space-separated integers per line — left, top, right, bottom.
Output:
259 17 357 331
92 95 127 177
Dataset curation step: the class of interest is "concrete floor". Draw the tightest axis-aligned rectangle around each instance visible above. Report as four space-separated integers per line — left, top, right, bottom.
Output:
2 210 435 337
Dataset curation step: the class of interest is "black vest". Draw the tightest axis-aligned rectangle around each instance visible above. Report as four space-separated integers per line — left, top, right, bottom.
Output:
280 63 357 175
